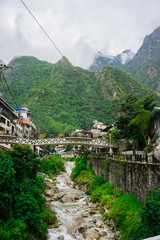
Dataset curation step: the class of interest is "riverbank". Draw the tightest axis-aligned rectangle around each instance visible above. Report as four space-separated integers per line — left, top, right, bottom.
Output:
46 161 119 240
70 151 160 239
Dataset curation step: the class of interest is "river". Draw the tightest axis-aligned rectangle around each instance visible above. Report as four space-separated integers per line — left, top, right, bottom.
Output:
47 161 119 240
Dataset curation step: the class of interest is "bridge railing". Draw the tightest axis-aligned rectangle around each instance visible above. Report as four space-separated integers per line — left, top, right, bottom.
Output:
0 135 118 148
92 153 160 164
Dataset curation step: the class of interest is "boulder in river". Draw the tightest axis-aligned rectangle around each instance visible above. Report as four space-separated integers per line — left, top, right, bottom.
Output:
45 189 55 197
85 229 101 239
57 235 64 240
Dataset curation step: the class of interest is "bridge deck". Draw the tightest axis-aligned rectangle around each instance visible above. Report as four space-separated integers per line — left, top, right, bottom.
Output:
0 136 118 148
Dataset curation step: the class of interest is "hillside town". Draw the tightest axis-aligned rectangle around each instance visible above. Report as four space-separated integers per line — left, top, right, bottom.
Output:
0 97 38 150
1 2 160 237
2 94 160 163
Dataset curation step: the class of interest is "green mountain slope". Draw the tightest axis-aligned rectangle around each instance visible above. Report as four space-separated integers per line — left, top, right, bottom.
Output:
123 26 160 92
0 56 155 136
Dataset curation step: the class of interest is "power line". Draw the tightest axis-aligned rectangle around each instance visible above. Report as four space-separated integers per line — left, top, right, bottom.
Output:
20 0 64 58
20 0 80 79
2 72 18 108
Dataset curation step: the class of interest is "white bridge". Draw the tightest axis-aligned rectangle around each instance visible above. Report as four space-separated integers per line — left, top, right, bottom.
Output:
0 136 118 148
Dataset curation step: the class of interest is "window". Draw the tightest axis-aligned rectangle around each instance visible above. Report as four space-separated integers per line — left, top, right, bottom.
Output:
1 117 6 124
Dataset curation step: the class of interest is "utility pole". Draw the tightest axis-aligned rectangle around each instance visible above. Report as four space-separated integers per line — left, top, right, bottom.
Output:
0 64 12 82
109 133 113 155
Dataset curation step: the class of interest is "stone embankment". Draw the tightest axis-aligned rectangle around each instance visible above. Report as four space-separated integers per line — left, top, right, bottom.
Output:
90 154 160 202
42 162 120 240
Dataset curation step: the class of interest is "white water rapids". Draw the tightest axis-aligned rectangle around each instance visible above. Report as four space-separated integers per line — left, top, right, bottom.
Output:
48 162 116 240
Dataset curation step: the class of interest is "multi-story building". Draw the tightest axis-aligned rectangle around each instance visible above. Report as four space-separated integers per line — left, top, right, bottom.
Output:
90 120 107 138
93 120 107 131
14 107 38 139
0 98 19 150
14 118 25 137
0 99 38 150
0 98 18 135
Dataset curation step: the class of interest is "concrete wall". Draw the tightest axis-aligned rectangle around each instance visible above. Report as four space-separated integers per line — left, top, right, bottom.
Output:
89 155 160 202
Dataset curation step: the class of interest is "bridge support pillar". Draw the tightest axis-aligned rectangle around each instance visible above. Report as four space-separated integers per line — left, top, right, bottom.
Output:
109 146 113 155
33 145 37 153
30 145 36 153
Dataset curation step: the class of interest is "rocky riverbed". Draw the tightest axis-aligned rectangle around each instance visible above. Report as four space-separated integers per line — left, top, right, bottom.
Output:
44 162 120 240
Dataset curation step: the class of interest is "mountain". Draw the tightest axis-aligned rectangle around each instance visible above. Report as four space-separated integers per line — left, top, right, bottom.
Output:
0 56 155 136
123 26 160 92
89 50 135 71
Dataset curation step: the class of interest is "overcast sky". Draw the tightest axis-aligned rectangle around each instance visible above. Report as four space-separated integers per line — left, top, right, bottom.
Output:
0 0 160 69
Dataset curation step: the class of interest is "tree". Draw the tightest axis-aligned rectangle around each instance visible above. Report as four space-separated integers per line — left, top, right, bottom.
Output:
142 188 160 237
116 94 155 150
139 94 155 111
7 144 40 181
0 150 15 220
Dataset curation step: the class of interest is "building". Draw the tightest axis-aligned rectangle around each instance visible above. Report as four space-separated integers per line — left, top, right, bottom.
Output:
14 118 25 137
0 99 38 150
0 98 19 150
0 98 18 135
14 107 38 139
90 120 107 138
93 120 107 130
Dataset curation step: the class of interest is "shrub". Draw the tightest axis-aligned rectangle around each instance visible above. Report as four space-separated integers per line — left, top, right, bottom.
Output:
141 188 160 238
0 150 15 188
7 144 40 181
109 194 143 239
41 206 56 225
0 216 28 240
71 163 87 179
38 155 65 176
70 150 89 179
64 145 72 152
0 150 16 220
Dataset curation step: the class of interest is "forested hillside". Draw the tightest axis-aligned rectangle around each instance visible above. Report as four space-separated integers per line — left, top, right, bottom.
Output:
0 56 156 136
89 27 160 94
123 27 160 92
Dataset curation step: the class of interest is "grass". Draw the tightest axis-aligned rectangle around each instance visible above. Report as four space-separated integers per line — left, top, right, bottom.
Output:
71 153 145 240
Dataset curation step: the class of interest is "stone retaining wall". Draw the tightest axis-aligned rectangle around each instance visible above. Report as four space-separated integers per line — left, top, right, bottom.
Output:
89 155 160 202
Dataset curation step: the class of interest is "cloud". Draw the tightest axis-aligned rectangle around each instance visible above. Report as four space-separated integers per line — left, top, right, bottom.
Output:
0 0 160 67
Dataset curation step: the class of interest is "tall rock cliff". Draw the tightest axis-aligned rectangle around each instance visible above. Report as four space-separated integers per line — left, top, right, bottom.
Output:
123 26 160 92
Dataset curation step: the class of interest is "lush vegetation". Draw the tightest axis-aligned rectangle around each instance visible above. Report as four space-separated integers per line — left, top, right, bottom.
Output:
71 152 160 239
0 56 156 136
38 154 65 179
123 27 160 92
115 93 156 150
0 145 65 239
141 188 160 238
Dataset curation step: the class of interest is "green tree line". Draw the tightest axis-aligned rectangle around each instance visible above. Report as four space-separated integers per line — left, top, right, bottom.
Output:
0 144 64 239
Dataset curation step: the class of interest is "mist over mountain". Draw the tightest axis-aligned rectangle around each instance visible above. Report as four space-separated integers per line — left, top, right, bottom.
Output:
90 26 160 94
89 50 135 71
